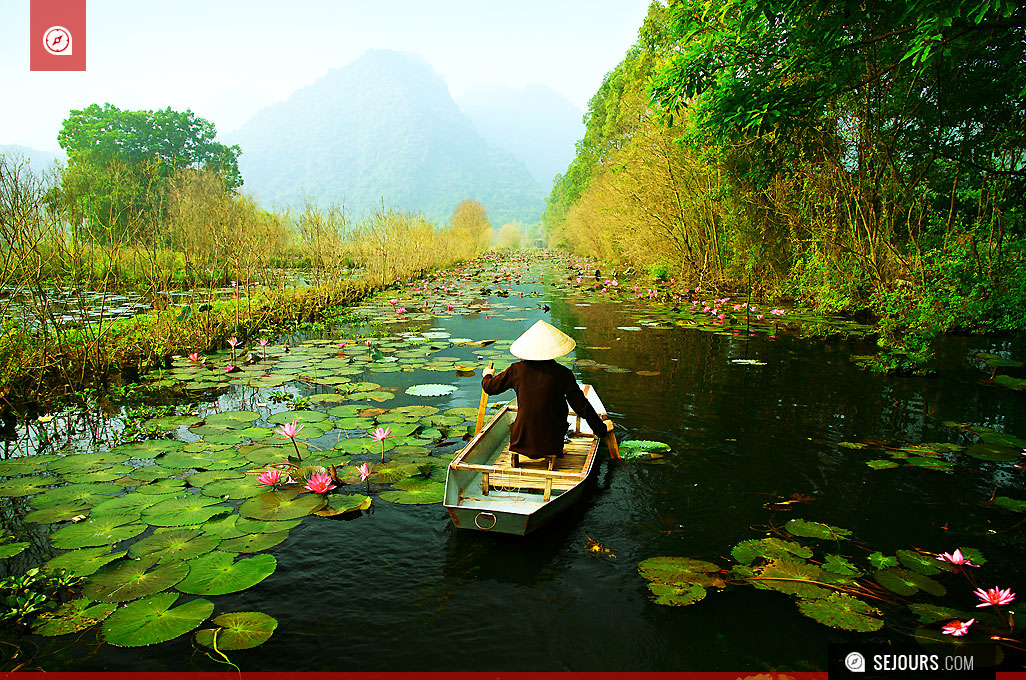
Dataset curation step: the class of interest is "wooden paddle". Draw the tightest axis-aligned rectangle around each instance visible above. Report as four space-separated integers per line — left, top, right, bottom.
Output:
474 361 494 435
605 420 621 460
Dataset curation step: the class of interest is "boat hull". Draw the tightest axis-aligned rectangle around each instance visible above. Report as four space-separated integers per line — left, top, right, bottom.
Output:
443 385 606 535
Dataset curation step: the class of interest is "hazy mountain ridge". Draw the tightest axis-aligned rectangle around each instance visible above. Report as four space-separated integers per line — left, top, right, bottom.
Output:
0 144 66 176
226 50 545 225
457 83 584 189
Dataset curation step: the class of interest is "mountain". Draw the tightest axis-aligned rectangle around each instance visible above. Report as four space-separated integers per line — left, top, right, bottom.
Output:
225 50 545 226
457 83 584 190
0 144 65 176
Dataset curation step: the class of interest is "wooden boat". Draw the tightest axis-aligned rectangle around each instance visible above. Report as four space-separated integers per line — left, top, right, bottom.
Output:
444 384 607 535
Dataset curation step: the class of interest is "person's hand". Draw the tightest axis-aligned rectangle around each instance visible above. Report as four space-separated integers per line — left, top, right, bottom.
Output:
482 366 495 378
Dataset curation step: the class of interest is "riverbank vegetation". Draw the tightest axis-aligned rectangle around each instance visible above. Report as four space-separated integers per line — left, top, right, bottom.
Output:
544 0 1025 369
0 103 498 408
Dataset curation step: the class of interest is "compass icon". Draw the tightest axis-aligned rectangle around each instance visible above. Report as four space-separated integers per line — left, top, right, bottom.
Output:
43 26 73 55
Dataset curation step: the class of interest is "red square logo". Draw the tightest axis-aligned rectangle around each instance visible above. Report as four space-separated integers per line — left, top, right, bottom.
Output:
30 0 87 71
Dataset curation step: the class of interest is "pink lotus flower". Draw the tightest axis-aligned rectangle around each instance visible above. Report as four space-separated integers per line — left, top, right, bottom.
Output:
359 462 371 482
337 341 348 349
275 421 304 439
188 352 201 362
228 337 240 347
396 307 407 314
941 619 974 636
937 549 979 567
974 586 1015 607
258 339 268 347
256 467 282 487
224 364 236 373
369 426 392 442
304 471 336 494
368 426 394 462
445 303 455 310
769 308 786 315
389 298 399 306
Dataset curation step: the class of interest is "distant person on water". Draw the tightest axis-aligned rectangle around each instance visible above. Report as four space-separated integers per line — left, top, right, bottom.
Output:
481 320 612 461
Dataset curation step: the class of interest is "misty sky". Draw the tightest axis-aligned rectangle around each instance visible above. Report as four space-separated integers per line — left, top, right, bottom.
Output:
1 0 651 151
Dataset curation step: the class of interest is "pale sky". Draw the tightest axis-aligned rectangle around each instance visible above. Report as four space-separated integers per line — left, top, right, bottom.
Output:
0 0 652 151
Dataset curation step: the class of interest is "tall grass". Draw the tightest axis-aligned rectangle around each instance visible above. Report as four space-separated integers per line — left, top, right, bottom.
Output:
0 155 495 407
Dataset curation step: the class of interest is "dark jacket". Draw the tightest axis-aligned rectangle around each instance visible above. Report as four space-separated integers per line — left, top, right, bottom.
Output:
481 360 606 459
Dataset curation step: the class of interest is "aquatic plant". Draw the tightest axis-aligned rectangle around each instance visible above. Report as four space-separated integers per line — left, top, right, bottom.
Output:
368 426 394 463
304 471 336 494
274 421 305 462
637 519 1023 654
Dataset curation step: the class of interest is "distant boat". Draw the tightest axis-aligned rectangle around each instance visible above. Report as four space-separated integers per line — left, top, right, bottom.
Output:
443 385 607 535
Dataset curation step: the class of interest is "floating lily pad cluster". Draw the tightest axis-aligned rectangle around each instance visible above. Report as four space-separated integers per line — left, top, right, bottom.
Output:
838 421 1026 478
974 352 1026 392
638 518 1021 649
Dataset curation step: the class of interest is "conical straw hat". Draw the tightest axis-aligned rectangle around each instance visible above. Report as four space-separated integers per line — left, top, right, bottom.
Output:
509 320 576 360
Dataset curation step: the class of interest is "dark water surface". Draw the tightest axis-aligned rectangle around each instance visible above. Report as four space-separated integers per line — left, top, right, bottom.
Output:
20 259 1026 672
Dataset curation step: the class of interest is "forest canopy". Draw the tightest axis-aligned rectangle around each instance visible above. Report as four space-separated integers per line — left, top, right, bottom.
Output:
544 0 1025 367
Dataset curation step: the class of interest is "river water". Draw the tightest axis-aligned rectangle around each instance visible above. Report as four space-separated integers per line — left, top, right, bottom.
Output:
8 254 1026 672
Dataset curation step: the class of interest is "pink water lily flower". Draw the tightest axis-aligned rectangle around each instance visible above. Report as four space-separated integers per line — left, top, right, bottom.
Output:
396 307 407 314
256 467 282 487
228 337 240 347
305 471 336 494
258 339 268 347
188 352 201 362
369 426 393 442
937 549 979 567
769 308 786 315
365 340 372 347
224 364 236 373
359 462 372 482
275 421 304 439
941 618 974 636
974 586 1015 607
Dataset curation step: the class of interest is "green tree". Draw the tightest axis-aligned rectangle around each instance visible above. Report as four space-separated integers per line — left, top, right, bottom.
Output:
57 103 241 243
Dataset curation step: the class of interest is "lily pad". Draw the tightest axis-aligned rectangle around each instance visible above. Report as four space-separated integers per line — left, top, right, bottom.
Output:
128 529 221 563
175 551 277 595
874 568 946 596
0 476 53 497
897 549 946 575
233 517 303 533
378 477 445 504
405 384 458 397
218 531 289 553
194 611 278 651
102 591 213 647
619 440 671 458
785 518 851 540
908 603 974 623
750 559 830 598
204 410 261 428
993 496 1026 513
796 592 884 631
50 514 146 549
91 493 167 516
267 410 329 424
142 495 232 527
84 555 190 602
0 541 30 558
868 552 899 569
731 538 812 565
314 493 371 516
34 599 119 636
43 547 127 577
200 477 266 500
239 489 326 520
24 502 92 524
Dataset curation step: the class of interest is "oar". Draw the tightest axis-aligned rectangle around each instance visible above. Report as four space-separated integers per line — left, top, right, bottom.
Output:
474 361 494 435
605 421 621 460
